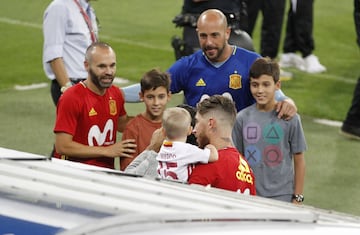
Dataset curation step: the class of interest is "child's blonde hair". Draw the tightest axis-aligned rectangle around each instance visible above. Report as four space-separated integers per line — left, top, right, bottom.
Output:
162 107 191 139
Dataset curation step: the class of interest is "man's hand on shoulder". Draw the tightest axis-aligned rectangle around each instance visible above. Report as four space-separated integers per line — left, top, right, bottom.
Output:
276 98 297 120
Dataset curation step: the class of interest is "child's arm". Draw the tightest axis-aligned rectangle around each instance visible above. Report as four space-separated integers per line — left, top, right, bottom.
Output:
124 150 157 176
205 144 218 162
124 128 164 177
293 153 306 204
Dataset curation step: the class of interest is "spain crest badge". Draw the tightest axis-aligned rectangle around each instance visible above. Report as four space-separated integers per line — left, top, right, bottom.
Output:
229 73 242 89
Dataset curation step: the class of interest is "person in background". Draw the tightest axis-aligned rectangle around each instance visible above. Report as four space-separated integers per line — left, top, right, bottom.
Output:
157 107 218 182
244 0 292 80
120 68 171 171
124 104 197 177
43 0 99 106
188 95 256 195
245 0 286 63
232 57 307 203
177 104 198 146
340 0 360 140
279 0 326 74
53 42 135 169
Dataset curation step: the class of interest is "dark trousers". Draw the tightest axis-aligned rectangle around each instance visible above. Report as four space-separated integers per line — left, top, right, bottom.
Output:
51 80 62 106
245 0 286 59
344 78 360 127
283 0 314 57
51 79 85 106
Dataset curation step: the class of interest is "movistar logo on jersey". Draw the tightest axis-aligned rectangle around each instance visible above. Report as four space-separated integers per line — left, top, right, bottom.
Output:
196 78 206 86
88 119 114 146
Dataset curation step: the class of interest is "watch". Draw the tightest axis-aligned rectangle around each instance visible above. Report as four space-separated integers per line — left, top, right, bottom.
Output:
292 194 304 202
60 81 72 93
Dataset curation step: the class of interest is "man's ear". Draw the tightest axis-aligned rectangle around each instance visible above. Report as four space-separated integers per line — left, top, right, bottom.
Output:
208 117 215 128
84 61 89 72
167 92 172 101
276 80 281 90
225 27 231 41
139 92 144 101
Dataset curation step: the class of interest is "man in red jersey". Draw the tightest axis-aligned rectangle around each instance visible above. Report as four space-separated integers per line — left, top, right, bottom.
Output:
189 95 256 195
53 42 136 169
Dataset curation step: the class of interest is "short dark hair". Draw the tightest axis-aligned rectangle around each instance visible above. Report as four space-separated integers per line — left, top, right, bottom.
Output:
249 57 280 83
140 68 171 93
196 95 236 125
177 104 197 146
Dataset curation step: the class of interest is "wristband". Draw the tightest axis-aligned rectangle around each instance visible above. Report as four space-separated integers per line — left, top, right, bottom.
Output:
60 81 72 93
292 194 304 202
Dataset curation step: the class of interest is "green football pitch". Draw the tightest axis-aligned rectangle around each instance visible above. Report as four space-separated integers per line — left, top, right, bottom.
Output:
0 0 359 217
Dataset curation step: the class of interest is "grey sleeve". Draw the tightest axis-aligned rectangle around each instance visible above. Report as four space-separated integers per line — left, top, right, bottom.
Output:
124 150 158 177
232 121 244 154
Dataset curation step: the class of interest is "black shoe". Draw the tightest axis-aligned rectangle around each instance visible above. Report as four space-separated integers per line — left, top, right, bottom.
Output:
340 123 360 140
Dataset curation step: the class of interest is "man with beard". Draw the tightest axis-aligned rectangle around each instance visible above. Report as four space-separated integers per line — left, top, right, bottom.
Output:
123 9 297 118
53 42 136 169
188 95 256 194
169 8 297 117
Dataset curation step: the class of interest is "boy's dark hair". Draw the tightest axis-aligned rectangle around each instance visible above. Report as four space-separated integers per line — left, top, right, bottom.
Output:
140 68 171 93
249 57 280 83
176 104 197 146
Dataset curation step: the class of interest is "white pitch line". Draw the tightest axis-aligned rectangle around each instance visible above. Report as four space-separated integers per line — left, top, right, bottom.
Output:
0 17 42 29
14 77 129 91
303 73 357 85
313 118 342 127
14 83 48 91
0 17 172 52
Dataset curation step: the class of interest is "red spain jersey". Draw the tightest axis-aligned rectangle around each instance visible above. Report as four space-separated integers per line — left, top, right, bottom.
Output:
188 147 256 195
53 82 126 169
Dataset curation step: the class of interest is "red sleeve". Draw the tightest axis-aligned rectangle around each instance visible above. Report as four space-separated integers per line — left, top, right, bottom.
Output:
53 88 81 135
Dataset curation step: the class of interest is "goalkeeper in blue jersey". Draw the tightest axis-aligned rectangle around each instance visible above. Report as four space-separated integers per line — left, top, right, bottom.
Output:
123 9 297 120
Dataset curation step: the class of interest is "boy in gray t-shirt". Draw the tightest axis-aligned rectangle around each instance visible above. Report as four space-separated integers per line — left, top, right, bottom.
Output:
232 57 307 204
